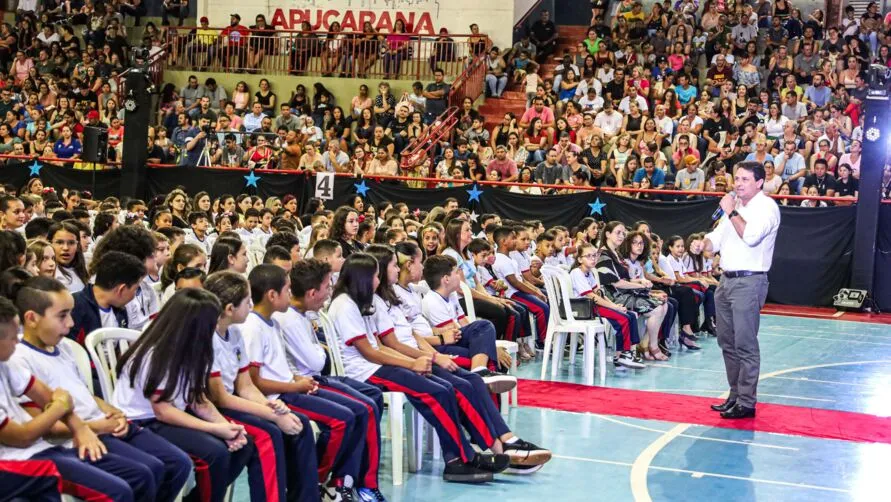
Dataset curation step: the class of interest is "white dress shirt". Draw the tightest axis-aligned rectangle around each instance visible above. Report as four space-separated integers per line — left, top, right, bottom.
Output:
705 191 780 273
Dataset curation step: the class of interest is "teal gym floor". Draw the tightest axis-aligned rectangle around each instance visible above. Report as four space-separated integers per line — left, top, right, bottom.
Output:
235 313 891 501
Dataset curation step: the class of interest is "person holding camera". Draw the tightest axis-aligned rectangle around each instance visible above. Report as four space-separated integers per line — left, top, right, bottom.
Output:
182 116 211 167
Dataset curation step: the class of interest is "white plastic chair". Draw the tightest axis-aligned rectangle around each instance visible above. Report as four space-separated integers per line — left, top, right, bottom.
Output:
319 312 424 486
540 266 608 385
458 281 518 415
83 328 201 502
60 338 93 394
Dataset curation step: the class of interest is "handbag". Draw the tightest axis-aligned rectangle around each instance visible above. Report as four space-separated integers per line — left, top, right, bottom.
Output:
560 297 600 320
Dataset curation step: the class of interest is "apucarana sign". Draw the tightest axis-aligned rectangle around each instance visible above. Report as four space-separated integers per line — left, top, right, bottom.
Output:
198 0 515 48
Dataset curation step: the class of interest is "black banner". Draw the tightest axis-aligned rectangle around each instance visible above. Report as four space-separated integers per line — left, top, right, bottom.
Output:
768 205 856 306
874 205 891 311
0 162 859 306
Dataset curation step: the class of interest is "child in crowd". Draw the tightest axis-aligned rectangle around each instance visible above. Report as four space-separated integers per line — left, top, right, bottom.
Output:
114 289 254 502
68 251 145 344
492 226 550 348
185 211 214 255
12 277 192 502
0 290 156 502
275 259 388 502
204 271 317 502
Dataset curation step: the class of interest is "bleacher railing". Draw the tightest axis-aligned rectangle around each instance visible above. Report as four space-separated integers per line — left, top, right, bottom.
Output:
0 153 869 204
164 27 491 81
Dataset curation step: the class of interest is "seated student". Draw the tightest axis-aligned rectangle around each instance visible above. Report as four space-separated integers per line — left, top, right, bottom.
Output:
263 245 294 272
159 243 208 305
619 231 674 361
238 208 261 244
48 221 89 294
231 265 323 502
419 254 516 393
463 239 531 355
0 294 154 502
253 209 275 247
684 233 718 335
88 226 159 332
569 243 645 368
440 220 526 351
114 289 254 502
207 237 249 275
271 260 388 502
491 226 550 348
645 239 699 354
68 251 146 344
509 225 544 288
663 235 709 348
312 239 346 286
330 253 510 483
266 231 302 265
529 230 556 281
367 245 551 474
12 277 192 502
185 211 214 256
203 271 316 502
157 226 187 255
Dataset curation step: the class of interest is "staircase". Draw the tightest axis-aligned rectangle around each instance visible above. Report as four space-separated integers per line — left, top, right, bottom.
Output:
479 24 587 130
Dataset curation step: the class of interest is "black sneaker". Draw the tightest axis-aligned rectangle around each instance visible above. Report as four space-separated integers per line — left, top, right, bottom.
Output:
505 463 544 475
472 368 517 394
617 351 646 369
443 459 494 483
471 452 510 473
502 439 552 467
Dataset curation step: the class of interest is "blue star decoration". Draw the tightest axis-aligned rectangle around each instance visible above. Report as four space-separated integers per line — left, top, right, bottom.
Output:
28 160 42 176
588 197 606 215
466 184 484 203
244 170 261 188
354 179 370 196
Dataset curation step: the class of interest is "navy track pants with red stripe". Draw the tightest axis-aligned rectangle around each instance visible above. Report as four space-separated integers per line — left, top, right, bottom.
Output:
316 376 383 489
220 408 319 502
139 419 253 502
101 426 192 502
0 459 62 501
510 292 549 341
31 445 155 502
596 305 640 351
367 366 475 463
435 319 498 370
430 366 510 447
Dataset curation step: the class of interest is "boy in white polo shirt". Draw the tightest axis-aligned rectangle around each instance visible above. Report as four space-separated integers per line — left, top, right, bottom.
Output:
420 255 516 394
491 226 550 348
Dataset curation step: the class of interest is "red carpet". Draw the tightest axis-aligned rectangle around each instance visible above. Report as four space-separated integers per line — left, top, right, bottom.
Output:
517 379 891 445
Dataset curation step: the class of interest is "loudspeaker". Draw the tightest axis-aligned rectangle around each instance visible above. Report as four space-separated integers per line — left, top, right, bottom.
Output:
82 126 109 163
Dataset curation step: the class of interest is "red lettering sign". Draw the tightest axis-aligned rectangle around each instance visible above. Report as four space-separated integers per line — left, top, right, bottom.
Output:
270 8 435 34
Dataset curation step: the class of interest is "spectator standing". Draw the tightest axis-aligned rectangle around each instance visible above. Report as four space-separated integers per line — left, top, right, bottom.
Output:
529 11 558 63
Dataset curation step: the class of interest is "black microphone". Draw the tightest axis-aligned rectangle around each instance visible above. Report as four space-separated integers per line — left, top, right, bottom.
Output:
712 191 736 221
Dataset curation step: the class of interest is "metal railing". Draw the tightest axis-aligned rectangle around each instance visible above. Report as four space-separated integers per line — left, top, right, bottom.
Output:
165 27 492 80
399 106 460 180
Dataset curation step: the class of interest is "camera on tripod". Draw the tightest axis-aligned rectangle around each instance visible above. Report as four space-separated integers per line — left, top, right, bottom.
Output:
867 64 891 97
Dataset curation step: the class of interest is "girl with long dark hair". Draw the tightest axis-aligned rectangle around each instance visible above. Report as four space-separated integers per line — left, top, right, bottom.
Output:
48 221 88 293
330 206 363 258
328 253 510 483
114 289 254 502
207 237 248 275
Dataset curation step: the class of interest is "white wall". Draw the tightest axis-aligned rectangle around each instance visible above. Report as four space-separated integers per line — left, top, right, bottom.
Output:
198 0 516 50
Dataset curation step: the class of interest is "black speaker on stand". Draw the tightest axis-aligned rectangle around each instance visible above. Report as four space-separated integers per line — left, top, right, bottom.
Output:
83 126 108 197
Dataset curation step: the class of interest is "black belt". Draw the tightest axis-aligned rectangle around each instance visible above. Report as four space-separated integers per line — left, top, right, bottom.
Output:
724 270 766 278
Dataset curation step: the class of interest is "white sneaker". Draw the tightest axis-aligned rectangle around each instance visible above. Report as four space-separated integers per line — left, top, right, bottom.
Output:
616 351 645 369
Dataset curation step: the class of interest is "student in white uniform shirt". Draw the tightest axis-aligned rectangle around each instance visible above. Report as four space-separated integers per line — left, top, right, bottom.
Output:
158 243 207 306
252 208 275 248
420 255 516 393
184 212 215 256
0 195 27 233
114 289 253 502
273 260 388 502
329 253 511 483
11 277 191 502
49 221 89 294
365 245 552 474
0 289 157 502
236 208 261 244
234 265 373 501
203 271 316 502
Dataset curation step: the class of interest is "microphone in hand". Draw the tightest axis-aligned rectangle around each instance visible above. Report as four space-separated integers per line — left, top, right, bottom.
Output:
712 191 737 221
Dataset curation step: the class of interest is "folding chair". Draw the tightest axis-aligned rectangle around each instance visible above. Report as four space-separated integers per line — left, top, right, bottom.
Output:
540 266 608 385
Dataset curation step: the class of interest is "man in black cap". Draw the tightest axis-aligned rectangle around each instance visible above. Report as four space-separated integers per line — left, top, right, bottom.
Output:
220 13 250 70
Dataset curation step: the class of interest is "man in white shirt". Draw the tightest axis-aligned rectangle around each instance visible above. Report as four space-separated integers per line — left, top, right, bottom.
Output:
618 85 649 114
704 162 780 419
593 101 623 141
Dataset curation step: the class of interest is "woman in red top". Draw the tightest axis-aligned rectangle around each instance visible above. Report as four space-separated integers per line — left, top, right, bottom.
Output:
383 19 411 79
246 134 274 169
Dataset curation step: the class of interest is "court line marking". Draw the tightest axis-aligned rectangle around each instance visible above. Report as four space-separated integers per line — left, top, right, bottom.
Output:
643 388 835 403
592 414 798 451
556 454 851 494
763 325 891 338
630 360 891 502
649 363 883 388
760 332 891 347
